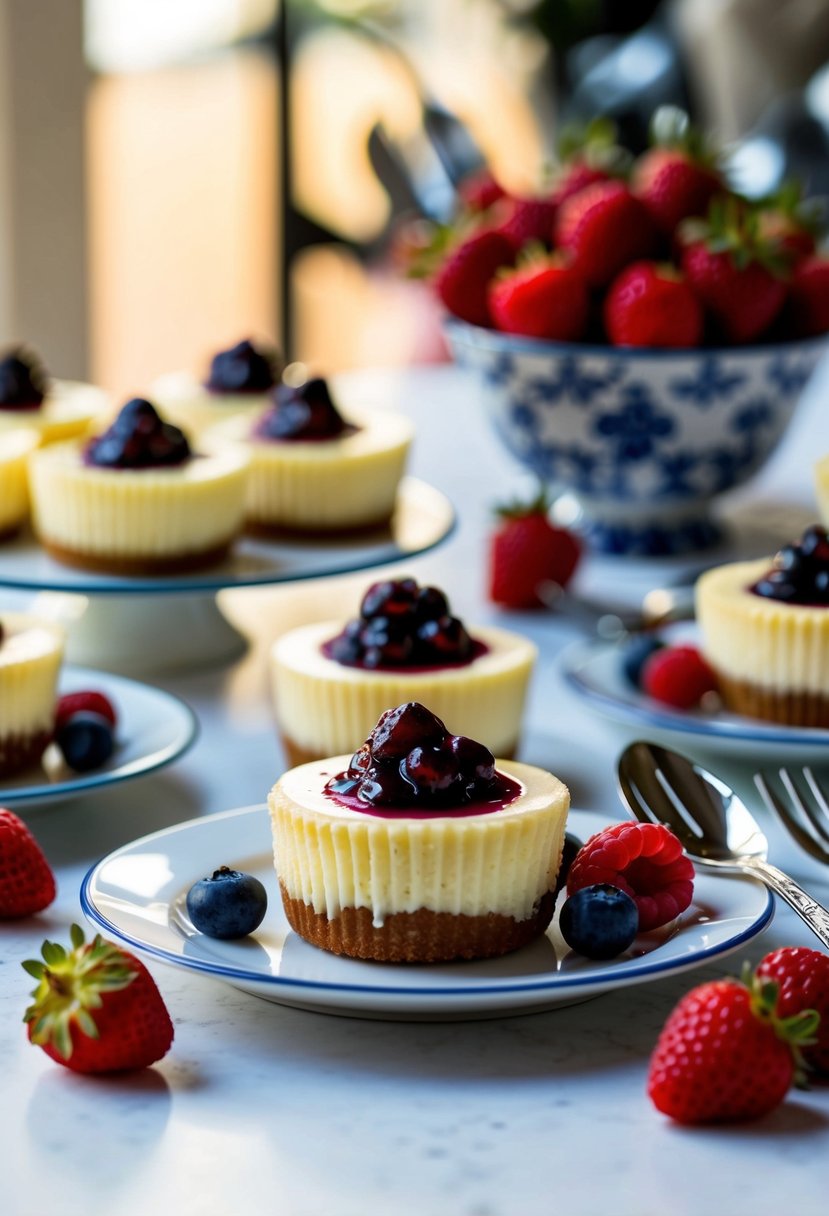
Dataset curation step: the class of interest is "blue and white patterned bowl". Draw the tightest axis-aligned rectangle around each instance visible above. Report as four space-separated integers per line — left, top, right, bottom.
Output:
446 319 828 555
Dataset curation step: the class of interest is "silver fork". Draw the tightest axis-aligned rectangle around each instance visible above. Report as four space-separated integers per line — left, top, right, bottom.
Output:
754 767 829 865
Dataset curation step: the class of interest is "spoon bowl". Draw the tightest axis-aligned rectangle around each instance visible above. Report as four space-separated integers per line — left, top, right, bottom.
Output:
617 740 829 948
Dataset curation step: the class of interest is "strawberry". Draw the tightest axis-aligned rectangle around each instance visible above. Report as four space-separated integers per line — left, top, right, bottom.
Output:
0 809 55 918
641 644 719 709
554 180 657 288
786 256 829 339
492 195 558 252
631 106 724 235
550 115 630 208
56 689 118 732
23 924 174 1073
679 198 789 342
488 256 589 341
604 261 703 347
756 182 821 266
566 820 694 932
457 167 506 215
756 946 829 1074
488 494 581 609
434 229 514 327
647 967 819 1123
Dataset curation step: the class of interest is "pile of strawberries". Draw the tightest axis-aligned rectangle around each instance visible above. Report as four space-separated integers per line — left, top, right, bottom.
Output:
415 109 829 348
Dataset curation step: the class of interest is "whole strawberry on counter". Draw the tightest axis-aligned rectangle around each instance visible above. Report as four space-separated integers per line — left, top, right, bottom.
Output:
0 809 55 918
488 492 581 609
647 962 819 1124
23 924 174 1073
757 946 829 1075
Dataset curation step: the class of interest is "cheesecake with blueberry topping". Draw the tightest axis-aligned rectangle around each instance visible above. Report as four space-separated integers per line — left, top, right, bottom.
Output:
0 348 108 446
151 338 282 437
0 612 65 776
206 376 413 533
29 397 250 574
0 427 40 538
270 577 536 763
268 702 569 962
696 525 829 726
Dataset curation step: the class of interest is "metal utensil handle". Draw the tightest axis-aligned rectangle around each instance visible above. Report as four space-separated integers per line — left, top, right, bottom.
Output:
744 858 829 949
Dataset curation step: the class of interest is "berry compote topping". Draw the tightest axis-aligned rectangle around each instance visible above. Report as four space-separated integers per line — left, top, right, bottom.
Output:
751 525 829 606
324 577 483 670
324 702 520 813
84 398 191 469
205 338 280 394
253 377 355 443
0 349 47 410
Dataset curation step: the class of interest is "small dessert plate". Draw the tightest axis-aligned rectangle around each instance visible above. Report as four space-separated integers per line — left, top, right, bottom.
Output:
2 666 198 807
560 636 829 761
81 805 773 1021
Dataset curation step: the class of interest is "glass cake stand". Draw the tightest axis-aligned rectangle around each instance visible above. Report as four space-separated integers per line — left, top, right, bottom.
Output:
0 477 455 674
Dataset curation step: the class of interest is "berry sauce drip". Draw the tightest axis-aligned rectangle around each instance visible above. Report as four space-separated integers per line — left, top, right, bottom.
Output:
205 339 280 394
253 377 355 443
325 702 520 814
84 398 191 469
324 577 484 671
0 349 47 410
751 525 829 606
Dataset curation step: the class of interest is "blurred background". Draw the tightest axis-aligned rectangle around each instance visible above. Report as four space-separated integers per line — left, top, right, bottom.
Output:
1 0 829 400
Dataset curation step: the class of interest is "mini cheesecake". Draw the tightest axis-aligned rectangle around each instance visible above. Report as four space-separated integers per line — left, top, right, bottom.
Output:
0 612 65 776
0 348 109 445
151 337 281 437
206 377 413 534
696 527 829 726
268 703 570 963
0 428 39 538
270 578 536 762
29 397 250 575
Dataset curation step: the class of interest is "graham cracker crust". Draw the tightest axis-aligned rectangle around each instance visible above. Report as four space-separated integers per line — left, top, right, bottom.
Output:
0 728 52 777
41 537 234 576
279 883 556 963
716 674 829 729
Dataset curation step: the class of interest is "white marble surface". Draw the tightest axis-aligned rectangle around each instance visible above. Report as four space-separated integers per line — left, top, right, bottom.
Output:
3 363 829 1216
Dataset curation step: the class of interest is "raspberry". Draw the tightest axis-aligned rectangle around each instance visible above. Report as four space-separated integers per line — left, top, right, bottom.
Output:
641 644 718 709
756 946 829 1074
55 691 117 732
566 821 694 932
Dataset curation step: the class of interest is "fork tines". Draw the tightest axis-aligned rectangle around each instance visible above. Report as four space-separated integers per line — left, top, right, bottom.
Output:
754 767 829 865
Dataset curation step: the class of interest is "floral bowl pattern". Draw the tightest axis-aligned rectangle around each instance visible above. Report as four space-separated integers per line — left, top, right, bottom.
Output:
445 319 828 556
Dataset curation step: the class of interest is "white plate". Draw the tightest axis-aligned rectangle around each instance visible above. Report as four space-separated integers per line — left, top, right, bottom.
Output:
561 636 829 761
0 477 454 595
80 804 773 1020
3 666 198 807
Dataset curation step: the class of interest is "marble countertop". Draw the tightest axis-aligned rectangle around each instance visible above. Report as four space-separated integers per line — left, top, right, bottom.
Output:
3 363 829 1216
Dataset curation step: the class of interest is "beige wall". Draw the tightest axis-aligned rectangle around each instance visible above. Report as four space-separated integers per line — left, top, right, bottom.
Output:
0 0 88 379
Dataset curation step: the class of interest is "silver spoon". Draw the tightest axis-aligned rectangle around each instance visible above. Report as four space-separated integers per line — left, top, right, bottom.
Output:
617 740 829 949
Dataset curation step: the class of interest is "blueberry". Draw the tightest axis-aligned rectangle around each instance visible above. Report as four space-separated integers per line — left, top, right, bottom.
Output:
56 711 115 772
559 883 639 959
621 635 665 689
186 866 268 939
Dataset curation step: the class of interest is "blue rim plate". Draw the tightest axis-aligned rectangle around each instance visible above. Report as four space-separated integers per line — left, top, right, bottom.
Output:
80 804 773 1020
0 477 455 595
4 666 198 807
560 636 829 760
